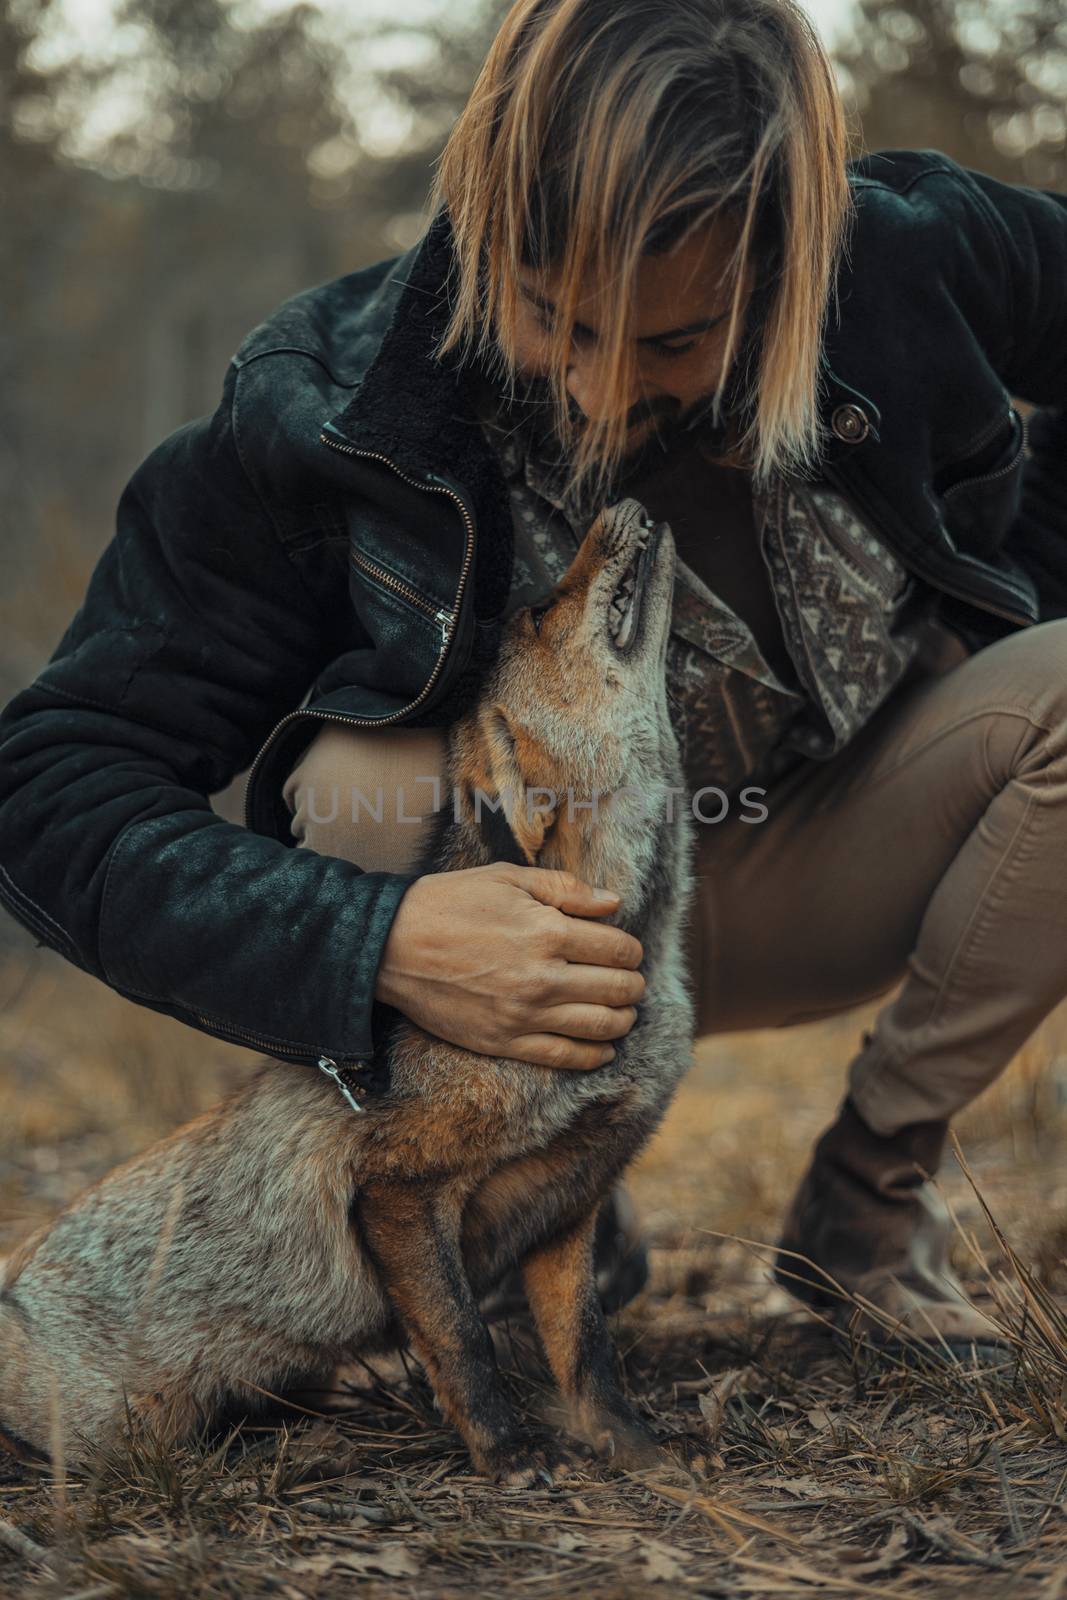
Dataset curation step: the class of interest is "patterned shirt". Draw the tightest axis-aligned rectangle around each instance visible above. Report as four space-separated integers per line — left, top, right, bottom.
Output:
472 384 947 800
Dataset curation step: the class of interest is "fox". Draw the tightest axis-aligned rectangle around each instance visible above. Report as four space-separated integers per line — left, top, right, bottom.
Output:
0 496 696 1482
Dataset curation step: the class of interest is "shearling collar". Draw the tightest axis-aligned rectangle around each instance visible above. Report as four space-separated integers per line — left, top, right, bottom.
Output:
324 202 883 624
327 208 517 622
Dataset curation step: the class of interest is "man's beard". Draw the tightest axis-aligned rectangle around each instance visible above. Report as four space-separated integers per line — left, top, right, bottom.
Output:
619 389 734 471
506 371 734 474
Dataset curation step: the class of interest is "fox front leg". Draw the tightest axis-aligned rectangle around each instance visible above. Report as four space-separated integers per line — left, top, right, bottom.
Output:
521 1209 662 1471
356 1179 555 1486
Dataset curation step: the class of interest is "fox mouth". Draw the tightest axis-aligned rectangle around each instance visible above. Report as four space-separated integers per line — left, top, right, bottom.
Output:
607 518 662 653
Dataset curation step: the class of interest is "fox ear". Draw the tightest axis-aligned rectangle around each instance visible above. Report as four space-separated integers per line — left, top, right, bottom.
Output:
472 707 558 866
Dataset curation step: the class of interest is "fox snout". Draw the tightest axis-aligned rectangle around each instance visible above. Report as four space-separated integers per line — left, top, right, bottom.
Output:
518 497 674 660
442 497 682 903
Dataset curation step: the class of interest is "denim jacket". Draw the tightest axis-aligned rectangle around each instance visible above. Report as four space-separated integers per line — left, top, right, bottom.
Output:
0 147 1064 1076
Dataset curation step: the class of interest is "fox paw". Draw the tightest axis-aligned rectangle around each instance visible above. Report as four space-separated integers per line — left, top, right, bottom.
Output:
588 1412 663 1472
480 1442 579 1488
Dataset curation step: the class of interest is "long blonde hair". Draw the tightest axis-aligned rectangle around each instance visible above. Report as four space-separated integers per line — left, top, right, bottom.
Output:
428 0 855 507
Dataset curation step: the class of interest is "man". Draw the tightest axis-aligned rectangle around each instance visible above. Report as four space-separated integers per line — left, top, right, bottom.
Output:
1 0 1066 1347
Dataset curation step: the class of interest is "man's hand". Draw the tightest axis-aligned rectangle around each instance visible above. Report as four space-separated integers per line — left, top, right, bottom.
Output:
374 864 645 1069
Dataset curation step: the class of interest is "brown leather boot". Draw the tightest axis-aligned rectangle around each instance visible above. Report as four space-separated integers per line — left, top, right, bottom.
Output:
774 1096 999 1343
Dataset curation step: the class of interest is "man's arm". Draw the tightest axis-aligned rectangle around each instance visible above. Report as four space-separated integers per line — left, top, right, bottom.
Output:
951 158 1067 406
0 360 415 1067
944 156 1067 620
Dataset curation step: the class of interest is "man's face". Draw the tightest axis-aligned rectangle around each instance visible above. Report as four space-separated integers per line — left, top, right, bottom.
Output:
509 210 756 464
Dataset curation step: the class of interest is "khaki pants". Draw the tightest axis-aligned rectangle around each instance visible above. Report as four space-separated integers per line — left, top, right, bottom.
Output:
282 618 1067 1136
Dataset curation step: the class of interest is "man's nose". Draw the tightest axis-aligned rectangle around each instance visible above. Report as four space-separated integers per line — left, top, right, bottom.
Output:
565 357 642 427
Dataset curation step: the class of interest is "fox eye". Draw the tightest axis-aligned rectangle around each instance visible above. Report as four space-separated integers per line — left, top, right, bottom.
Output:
529 602 552 635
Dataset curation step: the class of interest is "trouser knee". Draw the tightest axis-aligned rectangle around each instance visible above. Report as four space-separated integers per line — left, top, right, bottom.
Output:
281 723 450 872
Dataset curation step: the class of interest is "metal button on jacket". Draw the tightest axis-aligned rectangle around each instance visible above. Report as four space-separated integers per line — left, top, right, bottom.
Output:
831 403 871 443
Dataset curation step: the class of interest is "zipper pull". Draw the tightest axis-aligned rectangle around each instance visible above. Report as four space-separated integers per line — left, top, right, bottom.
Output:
434 608 453 645
317 1055 367 1114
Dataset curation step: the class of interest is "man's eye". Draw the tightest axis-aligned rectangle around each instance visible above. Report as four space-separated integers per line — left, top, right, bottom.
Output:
650 338 698 359
530 307 589 349
533 308 695 361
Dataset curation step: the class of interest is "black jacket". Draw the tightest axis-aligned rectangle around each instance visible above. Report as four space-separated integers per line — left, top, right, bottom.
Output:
1 146 1065 1076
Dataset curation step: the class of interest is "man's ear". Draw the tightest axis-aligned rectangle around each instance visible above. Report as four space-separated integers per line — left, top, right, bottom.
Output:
470 706 558 866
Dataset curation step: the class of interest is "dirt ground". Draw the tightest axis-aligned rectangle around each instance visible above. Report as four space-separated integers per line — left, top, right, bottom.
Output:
1 943 1066 1599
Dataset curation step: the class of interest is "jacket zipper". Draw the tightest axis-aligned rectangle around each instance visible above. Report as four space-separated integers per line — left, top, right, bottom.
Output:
227 435 476 1076
349 547 453 643
316 1056 368 1113
242 434 476 827
193 1011 371 1110
191 1011 372 1078
943 403 1019 472
941 408 1028 505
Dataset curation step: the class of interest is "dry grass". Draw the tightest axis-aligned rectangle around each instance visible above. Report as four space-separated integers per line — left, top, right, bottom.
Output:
1 943 1066 1599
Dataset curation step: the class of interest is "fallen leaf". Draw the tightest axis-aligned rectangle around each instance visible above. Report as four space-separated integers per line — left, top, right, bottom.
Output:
773 1475 823 1499
289 1543 420 1580
638 1539 687 1582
